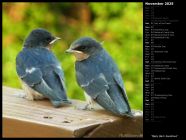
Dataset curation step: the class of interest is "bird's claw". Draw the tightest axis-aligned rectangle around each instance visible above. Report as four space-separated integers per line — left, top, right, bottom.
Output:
75 103 95 111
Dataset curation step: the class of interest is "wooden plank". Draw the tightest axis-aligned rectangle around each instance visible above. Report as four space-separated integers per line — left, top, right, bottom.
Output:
2 86 143 138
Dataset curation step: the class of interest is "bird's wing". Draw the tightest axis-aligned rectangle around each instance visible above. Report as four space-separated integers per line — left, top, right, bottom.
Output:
16 59 54 100
79 73 119 114
80 73 109 99
113 72 131 112
16 53 70 106
16 53 42 87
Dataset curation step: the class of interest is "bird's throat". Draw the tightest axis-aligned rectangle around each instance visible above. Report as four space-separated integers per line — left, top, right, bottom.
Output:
73 51 90 61
47 44 53 50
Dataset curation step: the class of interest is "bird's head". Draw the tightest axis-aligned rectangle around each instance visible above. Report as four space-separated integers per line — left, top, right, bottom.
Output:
66 37 103 61
23 28 60 50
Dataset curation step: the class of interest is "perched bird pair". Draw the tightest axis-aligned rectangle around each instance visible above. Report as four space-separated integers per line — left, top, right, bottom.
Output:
16 28 132 117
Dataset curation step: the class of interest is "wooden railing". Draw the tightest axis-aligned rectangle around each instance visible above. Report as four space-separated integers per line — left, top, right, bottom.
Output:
3 86 143 138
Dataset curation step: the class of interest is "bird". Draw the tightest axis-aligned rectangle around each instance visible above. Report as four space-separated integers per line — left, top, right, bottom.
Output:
66 37 133 117
16 28 71 107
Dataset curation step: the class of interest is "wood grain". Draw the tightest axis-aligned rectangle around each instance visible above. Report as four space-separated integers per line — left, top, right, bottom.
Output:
2 86 143 138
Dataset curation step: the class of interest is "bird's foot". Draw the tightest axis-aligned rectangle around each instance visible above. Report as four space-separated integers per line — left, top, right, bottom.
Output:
76 102 95 111
78 92 95 111
13 92 35 101
13 92 27 99
84 103 95 110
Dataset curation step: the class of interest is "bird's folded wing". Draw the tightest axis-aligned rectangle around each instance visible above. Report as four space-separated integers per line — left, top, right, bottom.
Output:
16 52 70 105
16 54 42 87
81 73 119 114
16 53 52 96
16 57 64 102
80 73 109 99
21 68 42 87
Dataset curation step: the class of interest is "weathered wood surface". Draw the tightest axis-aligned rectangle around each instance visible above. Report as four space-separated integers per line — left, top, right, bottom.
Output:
3 86 143 138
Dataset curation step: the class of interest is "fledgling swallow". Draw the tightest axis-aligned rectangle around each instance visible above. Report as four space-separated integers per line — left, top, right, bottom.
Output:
66 37 132 117
16 28 71 107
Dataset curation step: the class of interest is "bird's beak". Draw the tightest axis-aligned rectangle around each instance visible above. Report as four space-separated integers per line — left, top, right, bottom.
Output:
65 48 75 53
65 48 89 61
65 48 83 54
49 37 61 45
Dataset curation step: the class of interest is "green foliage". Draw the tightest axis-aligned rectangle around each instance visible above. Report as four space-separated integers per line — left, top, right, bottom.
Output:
3 3 143 110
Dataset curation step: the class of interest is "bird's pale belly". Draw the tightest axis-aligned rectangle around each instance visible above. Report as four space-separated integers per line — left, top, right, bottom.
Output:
21 80 45 100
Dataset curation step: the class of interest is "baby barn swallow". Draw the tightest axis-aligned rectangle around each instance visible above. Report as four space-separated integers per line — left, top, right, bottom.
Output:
66 37 132 117
16 28 71 107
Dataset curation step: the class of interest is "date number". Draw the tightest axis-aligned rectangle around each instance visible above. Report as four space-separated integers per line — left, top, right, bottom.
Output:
165 2 174 5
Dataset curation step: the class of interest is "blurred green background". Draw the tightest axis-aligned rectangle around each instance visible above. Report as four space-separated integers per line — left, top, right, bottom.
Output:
3 2 143 110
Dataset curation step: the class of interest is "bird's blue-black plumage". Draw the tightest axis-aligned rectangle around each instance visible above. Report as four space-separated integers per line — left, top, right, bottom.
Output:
16 47 70 107
75 48 132 116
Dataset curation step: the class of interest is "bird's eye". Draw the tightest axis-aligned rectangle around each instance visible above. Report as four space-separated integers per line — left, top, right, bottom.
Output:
46 37 51 42
80 46 86 50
